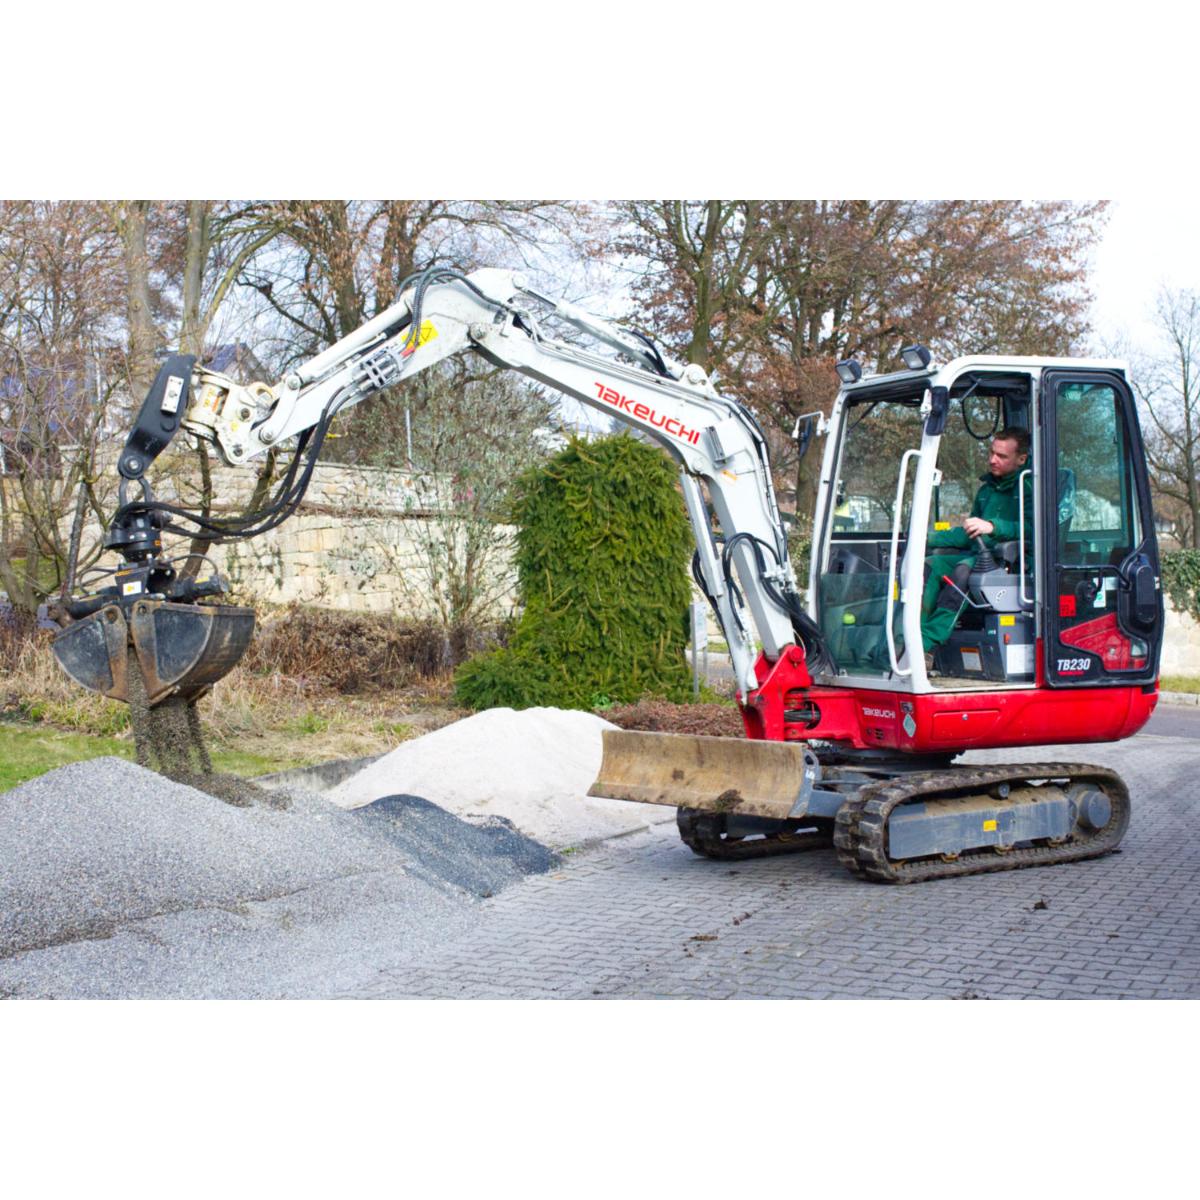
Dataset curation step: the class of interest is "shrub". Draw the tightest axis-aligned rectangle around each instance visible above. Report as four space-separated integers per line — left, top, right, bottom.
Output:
454 434 694 710
452 645 554 710
1162 549 1200 622
242 604 485 693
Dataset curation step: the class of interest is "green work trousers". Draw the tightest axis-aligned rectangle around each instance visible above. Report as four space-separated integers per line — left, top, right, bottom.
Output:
920 549 975 651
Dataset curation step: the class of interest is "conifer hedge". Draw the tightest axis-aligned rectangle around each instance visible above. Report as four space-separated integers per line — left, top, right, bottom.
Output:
454 434 694 710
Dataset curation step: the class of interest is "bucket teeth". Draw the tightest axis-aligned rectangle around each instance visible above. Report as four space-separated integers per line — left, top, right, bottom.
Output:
51 599 255 706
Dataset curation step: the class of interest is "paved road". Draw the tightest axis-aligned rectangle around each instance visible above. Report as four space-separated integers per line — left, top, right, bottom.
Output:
346 728 1200 999
1144 702 1200 739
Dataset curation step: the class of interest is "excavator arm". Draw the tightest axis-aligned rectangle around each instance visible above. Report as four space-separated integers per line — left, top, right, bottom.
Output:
99 266 822 698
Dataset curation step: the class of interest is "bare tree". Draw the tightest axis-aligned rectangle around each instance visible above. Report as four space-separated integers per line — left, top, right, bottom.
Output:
613 199 1108 522
354 362 557 662
1129 287 1200 548
0 201 124 617
233 200 583 460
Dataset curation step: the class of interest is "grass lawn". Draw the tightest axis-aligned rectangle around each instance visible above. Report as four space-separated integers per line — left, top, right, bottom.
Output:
0 723 296 793
1160 675 1200 694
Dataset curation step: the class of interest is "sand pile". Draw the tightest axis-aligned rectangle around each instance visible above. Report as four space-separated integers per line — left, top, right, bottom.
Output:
331 706 675 849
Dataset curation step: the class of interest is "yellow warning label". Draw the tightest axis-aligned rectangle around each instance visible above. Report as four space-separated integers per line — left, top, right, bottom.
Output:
983 819 998 832
122 581 143 596
1000 615 1015 626
415 320 438 348
934 521 951 531
893 582 899 600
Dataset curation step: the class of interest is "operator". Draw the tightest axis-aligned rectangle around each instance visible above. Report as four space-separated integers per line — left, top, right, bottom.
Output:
920 427 1032 660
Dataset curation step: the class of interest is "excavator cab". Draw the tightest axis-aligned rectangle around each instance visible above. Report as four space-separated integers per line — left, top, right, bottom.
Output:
811 356 1164 698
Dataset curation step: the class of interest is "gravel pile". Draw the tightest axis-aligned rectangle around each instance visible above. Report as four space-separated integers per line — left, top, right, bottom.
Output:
331 706 677 849
0 756 559 996
350 794 557 897
0 757 414 960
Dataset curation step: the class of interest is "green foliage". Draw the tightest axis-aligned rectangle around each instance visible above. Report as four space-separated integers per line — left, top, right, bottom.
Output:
1162 550 1200 622
787 524 812 589
288 711 330 735
0 725 287 793
454 434 694 710
15 694 131 737
1160 675 1200 693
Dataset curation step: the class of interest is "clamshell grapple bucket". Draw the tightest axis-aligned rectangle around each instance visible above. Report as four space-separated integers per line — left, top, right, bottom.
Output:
52 599 255 707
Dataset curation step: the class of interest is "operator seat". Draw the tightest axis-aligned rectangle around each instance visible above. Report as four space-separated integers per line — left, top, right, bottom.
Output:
992 467 1075 572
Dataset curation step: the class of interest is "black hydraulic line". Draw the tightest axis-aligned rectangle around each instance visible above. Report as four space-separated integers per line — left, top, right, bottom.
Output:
719 531 837 675
624 328 672 378
692 549 748 641
110 382 356 546
962 385 1000 441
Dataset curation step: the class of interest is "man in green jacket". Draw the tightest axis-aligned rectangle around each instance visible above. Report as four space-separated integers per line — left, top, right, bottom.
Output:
920 428 1032 655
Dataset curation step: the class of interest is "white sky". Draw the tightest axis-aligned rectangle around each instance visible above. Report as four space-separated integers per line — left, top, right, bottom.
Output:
1089 199 1200 353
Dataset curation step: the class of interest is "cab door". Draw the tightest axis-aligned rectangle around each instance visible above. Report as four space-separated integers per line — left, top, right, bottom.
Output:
1039 369 1163 687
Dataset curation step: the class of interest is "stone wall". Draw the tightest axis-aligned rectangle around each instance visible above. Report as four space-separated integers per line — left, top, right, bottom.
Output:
207 510 519 618
3 458 520 623
195 460 522 620
1163 601 1200 676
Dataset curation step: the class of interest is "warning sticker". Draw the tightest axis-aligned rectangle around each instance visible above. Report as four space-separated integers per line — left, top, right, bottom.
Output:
934 521 951 531
161 374 184 415
983 819 998 832
1000 615 1015 626
400 320 439 358
1006 643 1034 675
961 647 983 672
122 580 144 596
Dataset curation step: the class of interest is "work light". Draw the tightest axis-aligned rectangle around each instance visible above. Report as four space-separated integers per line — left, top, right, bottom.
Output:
900 344 932 370
835 359 862 384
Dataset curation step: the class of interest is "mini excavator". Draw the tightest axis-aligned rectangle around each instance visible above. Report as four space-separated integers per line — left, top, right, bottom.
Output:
51 267 1164 881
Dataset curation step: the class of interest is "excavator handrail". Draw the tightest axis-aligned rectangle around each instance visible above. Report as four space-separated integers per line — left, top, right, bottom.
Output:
886 448 921 677
1018 466 1033 607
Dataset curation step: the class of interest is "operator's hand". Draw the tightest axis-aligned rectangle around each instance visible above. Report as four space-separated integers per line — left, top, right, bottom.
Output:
963 517 994 539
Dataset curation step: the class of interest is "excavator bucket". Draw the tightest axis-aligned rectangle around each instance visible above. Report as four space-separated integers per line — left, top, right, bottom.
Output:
52 599 255 707
588 729 816 820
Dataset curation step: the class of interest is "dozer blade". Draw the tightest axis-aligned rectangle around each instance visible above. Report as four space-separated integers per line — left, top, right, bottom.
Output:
52 599 255 706
588 729 814 820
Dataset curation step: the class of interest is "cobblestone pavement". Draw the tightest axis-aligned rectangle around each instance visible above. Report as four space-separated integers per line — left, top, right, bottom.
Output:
346 731 1200 999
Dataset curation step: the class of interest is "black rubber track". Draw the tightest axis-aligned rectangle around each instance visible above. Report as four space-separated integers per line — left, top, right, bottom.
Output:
831 762 1130 884
676 808 833 861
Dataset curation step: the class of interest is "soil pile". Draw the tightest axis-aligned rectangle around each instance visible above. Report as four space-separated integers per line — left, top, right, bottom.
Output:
331 706 675 849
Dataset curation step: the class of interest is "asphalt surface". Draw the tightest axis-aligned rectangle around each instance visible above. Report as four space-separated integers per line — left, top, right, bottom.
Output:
1143 702 1200 739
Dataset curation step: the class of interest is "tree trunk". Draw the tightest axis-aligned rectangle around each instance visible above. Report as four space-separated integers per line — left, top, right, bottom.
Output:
117 201 159 396
180 200 210 357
